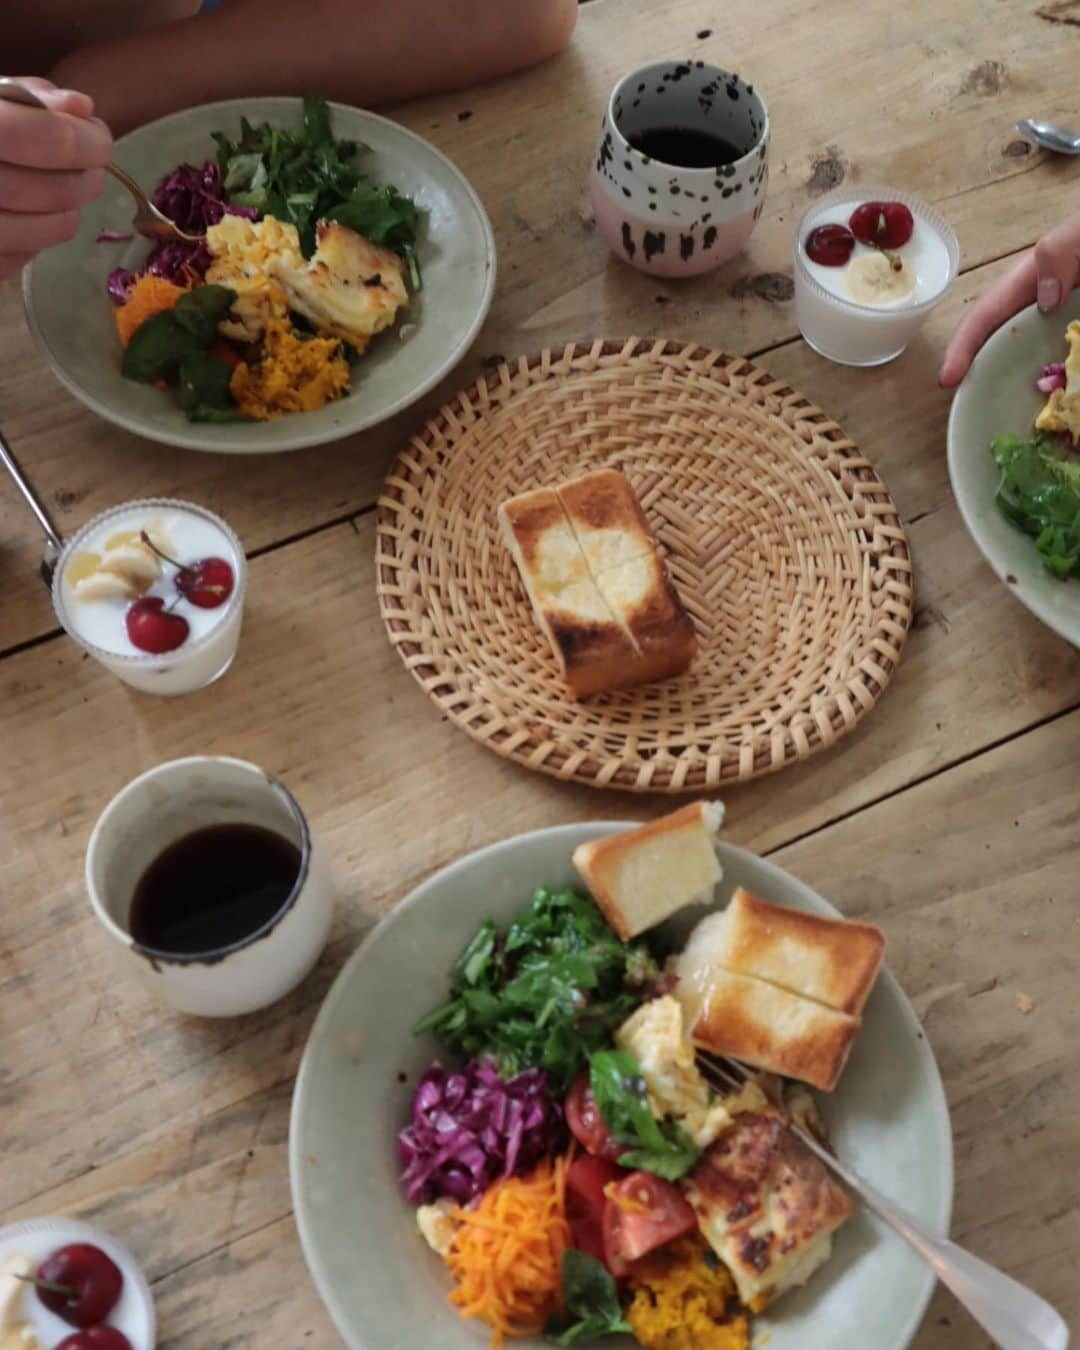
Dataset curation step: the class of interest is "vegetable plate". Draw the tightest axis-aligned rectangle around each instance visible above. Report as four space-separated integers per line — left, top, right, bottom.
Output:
290 823 952 1350
23 98 495 454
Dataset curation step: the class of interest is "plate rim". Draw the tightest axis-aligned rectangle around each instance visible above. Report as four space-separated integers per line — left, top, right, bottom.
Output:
946 293 1080 647
289 821 953 1350
22 96 497 455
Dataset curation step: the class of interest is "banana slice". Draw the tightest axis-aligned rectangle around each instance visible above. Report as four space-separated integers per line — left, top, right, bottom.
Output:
0 1326 42 1350
98 542 162 593
72 570 139 602
845 251 916 306
0 1254 32 1329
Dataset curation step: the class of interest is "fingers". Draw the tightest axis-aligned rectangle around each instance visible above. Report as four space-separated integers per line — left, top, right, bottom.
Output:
0 100 112 171
0 163 105 213
0 252 36 281
7 78 96 121
1033 215 1080 313
938 251 1037 388
0 208 79 254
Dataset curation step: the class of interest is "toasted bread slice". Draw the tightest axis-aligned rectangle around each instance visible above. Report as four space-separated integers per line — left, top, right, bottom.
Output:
684 1105 853 1307
595 550 698 683
572 801 725 940
557 468 655 575
499 489 639 697
708 888 885 1016
675 960 860 1092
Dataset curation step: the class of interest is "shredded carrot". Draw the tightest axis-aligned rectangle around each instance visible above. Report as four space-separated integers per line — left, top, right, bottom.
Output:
444 1155 572 1349
114 274 191 347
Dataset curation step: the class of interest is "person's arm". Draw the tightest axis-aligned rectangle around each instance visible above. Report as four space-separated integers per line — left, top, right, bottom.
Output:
939 212 1080 388
51 0 578 135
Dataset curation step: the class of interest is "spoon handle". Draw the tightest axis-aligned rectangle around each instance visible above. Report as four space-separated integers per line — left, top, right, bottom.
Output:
0 424 65 588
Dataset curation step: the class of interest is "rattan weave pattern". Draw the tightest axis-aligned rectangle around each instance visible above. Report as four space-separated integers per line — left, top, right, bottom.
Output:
375 339 913 793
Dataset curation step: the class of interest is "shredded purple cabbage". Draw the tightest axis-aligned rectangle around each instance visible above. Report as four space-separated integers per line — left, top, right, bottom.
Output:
398 1060 566 1206
1036 361 1067 394
107 160 258 305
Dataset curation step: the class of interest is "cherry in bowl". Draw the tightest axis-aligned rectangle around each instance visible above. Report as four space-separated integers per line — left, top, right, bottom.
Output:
805 223 856 267
848 200 914 250
125 597 190 655
33 1243 123 1327
56 1331 133 1350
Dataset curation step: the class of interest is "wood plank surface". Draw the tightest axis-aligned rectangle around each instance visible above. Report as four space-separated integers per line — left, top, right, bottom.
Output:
3 0 1079 1345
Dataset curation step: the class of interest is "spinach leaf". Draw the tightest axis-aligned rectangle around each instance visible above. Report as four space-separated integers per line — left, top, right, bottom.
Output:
547 1251 631 1345
990 430 1080 579
122 311 204 383
413 888 660 1092
178 351 249 423
173 285 238 345
589 1050 700 1181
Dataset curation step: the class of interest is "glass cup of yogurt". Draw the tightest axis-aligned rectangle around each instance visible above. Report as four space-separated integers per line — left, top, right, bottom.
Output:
793 185 959 367
52 498 246 695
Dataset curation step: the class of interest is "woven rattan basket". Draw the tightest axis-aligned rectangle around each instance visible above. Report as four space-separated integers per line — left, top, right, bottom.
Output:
376 339 913 793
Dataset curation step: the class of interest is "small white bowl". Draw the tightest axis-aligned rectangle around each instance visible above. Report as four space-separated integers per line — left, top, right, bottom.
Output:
0 1217 155 1349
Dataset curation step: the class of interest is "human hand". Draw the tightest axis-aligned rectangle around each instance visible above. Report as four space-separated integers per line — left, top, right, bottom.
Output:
939 212 1080 388
0 78 112 280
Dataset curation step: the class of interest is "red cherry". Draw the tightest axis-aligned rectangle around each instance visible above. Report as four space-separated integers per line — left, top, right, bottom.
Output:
125 597 190 654
175 555 234 609
56 1330 133 1350
848 200 914 249
34 1244 123 1327
805 223 856 267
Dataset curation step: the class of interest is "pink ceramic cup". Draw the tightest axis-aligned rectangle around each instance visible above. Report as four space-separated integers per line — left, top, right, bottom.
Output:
591 60 769 279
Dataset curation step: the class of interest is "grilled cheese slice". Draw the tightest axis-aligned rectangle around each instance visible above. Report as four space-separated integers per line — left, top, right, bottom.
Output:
272 220 408 351
1034 320 1080 444
684 1105 853 1308
499 469 697 698
572 801 725 940
706 888 885 1016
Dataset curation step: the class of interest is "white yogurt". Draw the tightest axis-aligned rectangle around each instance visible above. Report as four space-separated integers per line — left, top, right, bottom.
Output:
793 186 959 367
53 499 246 696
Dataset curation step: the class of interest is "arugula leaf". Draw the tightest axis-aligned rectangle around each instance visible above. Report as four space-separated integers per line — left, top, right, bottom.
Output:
990 430 1080 580
327 182 423 289
413 888 658 1091
547 1251 631 1345
589 1050 700 1181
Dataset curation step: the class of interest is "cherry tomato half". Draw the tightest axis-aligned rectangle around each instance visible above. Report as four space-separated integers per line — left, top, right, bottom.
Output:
565 1155 624 1266
602 1170 697 1277
565 1072 623 1160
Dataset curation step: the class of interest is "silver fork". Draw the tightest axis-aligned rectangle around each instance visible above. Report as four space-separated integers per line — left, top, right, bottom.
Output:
697 1055 1069 1350
0 79 201 244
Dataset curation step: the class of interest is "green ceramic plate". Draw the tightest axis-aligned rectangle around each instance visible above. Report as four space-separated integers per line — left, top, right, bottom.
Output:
948 290 1080 646
23 98 495 454
290 823 953 1350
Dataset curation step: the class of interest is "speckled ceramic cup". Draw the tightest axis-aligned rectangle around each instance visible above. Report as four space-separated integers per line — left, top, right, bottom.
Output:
591 60 769 278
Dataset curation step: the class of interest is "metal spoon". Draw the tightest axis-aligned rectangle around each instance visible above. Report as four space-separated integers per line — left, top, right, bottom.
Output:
0 78 202 242
1016 118 1080 156
0 424 65 589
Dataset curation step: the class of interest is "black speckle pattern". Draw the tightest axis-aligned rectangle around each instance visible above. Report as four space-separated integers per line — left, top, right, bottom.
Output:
704 225 718 249
624 159 633 172
622 186 632 199
697 28 713 39
726 81 740 100
643 231 666 262
680 234 695 260
621 222 636 260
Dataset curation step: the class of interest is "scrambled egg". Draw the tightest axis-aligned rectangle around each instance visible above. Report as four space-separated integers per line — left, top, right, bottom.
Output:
626 1235 749 1350
416 1198 460 1256
615 996 767 1149
205 215 409 351
230 318 350 420
1035 320 1080 444
205 215 299 342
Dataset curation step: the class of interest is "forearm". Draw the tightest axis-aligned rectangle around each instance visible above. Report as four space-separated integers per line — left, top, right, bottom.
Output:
52 0 577 134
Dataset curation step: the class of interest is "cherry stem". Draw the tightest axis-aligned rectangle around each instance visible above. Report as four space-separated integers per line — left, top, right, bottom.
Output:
140 531 192 578
15 1274 79 1298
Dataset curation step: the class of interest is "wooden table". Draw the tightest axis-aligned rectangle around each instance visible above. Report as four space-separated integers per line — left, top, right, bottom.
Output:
2 1 1079 1344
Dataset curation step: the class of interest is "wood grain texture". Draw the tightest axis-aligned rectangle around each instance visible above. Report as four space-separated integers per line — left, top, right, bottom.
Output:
2 0 1079 1344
